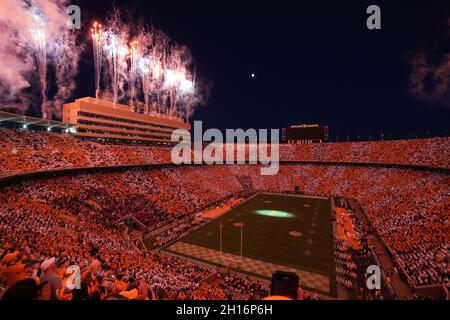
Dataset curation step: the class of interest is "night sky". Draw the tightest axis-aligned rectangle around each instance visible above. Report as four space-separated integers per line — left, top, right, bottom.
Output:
73 0 450 140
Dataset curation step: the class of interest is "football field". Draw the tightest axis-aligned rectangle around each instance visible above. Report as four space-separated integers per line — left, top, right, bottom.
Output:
163 193 337 296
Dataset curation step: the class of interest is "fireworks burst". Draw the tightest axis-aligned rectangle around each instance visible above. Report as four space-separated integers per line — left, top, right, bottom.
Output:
90 10 205 119
0 1 205 121
91 22 103 99
30 23 48 118
139 56 151 112
103 30 128 105
128 40 139 111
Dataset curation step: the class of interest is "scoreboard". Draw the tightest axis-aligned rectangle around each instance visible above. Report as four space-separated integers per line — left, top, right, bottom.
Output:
282 125 328 143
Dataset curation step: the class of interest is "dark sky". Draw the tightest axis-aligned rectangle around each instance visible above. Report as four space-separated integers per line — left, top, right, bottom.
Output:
73 0 450 140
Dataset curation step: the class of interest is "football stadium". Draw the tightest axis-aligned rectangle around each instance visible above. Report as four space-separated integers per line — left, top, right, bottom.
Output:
0 0 449 305
163 193 338 297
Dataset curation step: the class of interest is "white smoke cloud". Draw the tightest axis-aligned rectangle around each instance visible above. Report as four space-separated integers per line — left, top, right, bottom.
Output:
407 18 450 108
0 0 34 102
0 0 82 118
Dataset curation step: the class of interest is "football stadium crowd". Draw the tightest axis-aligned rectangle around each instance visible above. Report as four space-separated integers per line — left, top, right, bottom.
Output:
282 138 449 168
333 201 387 299
1 164 448 298
0 128 171 176
1 128 449 177
0 177 256 300
0 127 448 300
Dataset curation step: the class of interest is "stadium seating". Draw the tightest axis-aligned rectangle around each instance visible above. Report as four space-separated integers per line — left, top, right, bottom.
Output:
1 164 448 298
1 128 449 178
0 128 448 300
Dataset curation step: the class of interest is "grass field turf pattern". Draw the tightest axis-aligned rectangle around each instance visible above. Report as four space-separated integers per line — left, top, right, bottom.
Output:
163 193 336 296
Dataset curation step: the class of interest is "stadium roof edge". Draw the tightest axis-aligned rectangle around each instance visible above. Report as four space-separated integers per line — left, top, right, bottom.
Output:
0 111 70 129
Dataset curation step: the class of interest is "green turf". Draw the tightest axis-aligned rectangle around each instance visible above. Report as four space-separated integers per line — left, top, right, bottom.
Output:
171 193 335 280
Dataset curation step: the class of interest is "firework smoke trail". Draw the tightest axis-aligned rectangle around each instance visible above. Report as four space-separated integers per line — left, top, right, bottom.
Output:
139 56 151 112
102 11 129 106
136 28 166 114
139 54 165 114
52 32 84 119
152 59 164 113
30 23 48 118
179 74 196 122
162 45 195 117
103 30 128 105
164 69 182 115
163 46 180 115
33 0 82 120
148 30 169 114
134 29 151 113
128 40 139 110
91 22 103 99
